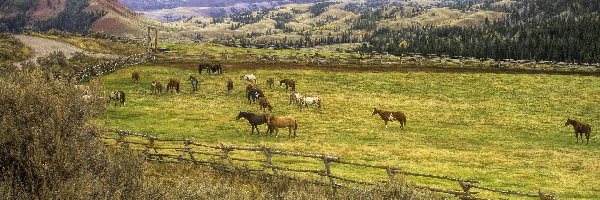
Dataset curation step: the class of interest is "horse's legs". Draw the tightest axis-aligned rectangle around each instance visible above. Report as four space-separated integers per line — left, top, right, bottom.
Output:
288 127 292 137
586 132 590 144
385 120 388 130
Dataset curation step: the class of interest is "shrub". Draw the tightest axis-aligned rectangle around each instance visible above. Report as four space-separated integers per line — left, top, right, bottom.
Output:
0 68 144 199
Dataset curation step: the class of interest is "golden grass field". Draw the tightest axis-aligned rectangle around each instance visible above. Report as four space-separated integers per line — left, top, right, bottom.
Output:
94 63 600 199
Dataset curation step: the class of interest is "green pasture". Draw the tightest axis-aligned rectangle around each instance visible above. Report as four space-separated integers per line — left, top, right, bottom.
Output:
94 64 600 199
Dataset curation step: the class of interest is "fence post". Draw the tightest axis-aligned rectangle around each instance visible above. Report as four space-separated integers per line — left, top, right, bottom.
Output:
219 144 229 159
386 167 395 183
323 157 337 193
459 181 473 199
184 139 196 163
262 146 278 175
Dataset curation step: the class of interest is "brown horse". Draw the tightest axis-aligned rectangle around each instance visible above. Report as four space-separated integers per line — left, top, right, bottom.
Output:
108 91 126 106
267 115 297 138
166 79 180 93
258 96 273 112
151 81 162 94
371 108 406 130
565 118 592 144
266 78 275 89
236 112 270 135
227 79 234 94
131 71 139 82
279 79 296 91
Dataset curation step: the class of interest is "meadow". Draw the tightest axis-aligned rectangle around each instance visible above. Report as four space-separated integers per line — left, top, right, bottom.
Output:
95 64 600 199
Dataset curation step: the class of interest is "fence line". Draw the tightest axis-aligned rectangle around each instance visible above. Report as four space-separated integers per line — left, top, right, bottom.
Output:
101 129 556 200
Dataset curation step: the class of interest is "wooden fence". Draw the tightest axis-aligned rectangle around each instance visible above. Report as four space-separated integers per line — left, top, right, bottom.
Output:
99 129 556 200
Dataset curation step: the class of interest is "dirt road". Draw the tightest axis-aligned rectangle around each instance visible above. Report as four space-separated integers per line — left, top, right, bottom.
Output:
15 35 116 65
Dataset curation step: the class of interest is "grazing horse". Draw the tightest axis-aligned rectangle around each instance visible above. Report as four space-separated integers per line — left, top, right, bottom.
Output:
188 76 198 91
298 96 321 111
371 108 406 130
236 111 270 135
227 79 234 94
258 96 273 112
279 79 296 91
290 92 302 105
108 91 126 106
266 78 275 89
247 87 264 104
240 74 257 83
198 63 211 74
565 118 592 144
166 79 180 93
151 81 162 94
210 64 222 74
267 115 297 138
131 71 139 82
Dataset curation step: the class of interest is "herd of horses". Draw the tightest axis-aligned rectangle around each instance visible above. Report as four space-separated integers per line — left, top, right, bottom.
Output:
105 63 593 144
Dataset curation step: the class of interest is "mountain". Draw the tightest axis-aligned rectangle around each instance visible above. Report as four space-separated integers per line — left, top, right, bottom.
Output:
118 0 321 11
0 0 144 34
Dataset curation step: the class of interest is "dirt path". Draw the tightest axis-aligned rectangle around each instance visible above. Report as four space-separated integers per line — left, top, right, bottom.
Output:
15 35 117 65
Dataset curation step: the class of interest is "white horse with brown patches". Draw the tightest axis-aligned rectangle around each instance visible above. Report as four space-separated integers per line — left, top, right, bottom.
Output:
298 96 321 111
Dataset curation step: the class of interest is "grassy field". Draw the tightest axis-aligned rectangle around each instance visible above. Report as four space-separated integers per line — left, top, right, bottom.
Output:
94 64 600 199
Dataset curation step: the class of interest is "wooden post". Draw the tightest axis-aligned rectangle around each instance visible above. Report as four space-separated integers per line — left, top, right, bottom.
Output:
459 181 473 199
386 167 395 183
219 144 229 159
154 28 158 52
323 157 336 192
262 146 278 175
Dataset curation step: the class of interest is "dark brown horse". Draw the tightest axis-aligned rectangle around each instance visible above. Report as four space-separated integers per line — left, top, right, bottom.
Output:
236 112 270 135
166 79 180 93
279 79 296 91
371 108 406 130
131 71 139 82
565 118 592 144
227 79 234 94
258 96 273 112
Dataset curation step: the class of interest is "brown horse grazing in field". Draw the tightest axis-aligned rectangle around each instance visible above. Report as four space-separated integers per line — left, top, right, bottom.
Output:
266 78 275 89
267 115 297 138
227 79 234 93
131 71 139 82
236 111 270 135
108 91 126 106
258 96 273 112
151 81 162 94
279 79 296 91
371 108 406 130
565 118 592 144
166 79 180 93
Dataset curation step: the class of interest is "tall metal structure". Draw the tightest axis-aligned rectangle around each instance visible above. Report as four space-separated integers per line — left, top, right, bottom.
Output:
147 26 158 52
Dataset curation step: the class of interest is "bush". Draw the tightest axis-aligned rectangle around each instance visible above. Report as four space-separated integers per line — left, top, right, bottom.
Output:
0 68 144 199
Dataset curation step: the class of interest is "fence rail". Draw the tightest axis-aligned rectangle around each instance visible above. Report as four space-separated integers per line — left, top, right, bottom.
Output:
100 129 556 200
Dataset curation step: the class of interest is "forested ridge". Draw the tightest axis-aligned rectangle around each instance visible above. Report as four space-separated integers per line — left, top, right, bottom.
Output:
358 0 600 63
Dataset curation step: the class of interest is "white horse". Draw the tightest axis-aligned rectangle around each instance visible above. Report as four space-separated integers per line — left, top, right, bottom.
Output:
298 96 321 111
289 92 303 105
240 74 257 83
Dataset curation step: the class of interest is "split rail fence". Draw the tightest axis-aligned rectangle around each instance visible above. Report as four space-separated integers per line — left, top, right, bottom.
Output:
100 129 556 200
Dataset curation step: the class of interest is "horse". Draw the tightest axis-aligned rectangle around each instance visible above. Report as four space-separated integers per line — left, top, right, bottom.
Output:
258 96 273 112
371 108 406 130
266 78 275 89
240 74 257 83
198 63 211 74
279 79 296 91
227 79 234 94
188 76 198 91
131 71 139 82
235 111 270 135
565 118 592 144
247 87 264 104
210 64 222 74
298 96 321 111
151 81 162 94
166 79 180 93
267 115 297 138
108 91 125 106
289 92 302 105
